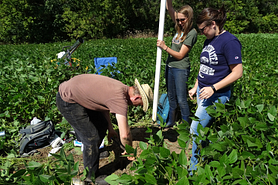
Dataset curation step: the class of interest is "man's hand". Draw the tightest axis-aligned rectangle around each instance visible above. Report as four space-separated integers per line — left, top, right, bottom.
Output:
115 114 132 147
121 151 135 161
107 129 118 143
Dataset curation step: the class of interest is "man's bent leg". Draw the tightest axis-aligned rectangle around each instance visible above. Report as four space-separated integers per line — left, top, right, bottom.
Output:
56 93 103 179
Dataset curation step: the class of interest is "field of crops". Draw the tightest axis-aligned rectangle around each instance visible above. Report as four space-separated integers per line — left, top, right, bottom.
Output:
0 33 278 184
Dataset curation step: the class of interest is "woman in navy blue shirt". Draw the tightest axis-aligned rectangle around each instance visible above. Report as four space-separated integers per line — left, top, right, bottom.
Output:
188 6 243 172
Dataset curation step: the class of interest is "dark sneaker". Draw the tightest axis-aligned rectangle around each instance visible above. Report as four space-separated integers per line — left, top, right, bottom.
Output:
95 175 109 185
99 151 109 159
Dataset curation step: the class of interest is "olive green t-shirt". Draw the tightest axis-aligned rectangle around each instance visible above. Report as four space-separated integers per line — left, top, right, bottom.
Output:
166 29 197 69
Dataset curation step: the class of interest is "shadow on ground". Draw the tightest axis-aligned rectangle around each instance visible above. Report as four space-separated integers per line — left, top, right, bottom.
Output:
98 126 180 175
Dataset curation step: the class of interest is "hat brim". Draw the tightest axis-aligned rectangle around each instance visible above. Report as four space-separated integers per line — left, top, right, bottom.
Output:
135 79 149 112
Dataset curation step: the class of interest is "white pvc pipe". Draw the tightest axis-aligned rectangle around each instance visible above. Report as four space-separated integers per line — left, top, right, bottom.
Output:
152 0 166 122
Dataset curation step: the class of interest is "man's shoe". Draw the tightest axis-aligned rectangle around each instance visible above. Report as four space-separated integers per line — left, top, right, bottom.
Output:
99 151 109 159
95 175 109 185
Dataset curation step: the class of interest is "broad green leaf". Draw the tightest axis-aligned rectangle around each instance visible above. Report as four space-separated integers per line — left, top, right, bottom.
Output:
267 113 275 121
136 168 147 175
178 150 187 167
156 130 163 140
219 154 229 166
268 106 277 117
237 116 249 128
255 138 263 148
207 133 218 143
39 174 52 182
240 151 255 160
139 141 148 150
220 125 229 132
140 149 151 159
177 166 188 179
255 122 268 131
26 161 42 170
152 146 160 153
176 176 189 185
256 104 264 113
205 165 213 182
232 179 248 185
117 174 132 184
145 156 157 167
215 102 225 111
212 143 226 152
266 142 271 152
235 98 241 109
247 139 258 147
145 173 157 184
11 169 26 178
177 138 187 148
209 161 220 167
231 167 243 179
269 165 278 175
228 149 238 164
244 99 252 108
178 132 190 143
160 147 170 158
197 123 205 137
125 144 134 153
218 166 226 177
268 173 277 185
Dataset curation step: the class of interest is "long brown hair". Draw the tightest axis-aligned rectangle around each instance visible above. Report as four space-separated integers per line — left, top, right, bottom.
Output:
196 5 226 34
175 5 194 42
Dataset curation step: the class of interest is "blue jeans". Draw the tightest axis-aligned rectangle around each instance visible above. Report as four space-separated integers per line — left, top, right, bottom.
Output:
189 87 231 171
165 65 190 125
56 92 108 178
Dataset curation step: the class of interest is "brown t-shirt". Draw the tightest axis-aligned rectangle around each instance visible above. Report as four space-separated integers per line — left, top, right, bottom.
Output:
59 74 129 116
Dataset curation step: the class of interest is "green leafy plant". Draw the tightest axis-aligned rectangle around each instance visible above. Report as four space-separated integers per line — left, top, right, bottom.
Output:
4 148 83 185
105 120 192 185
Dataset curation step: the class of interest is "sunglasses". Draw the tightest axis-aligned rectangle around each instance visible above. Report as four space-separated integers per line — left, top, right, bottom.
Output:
176 18 186 22
199 25 208 34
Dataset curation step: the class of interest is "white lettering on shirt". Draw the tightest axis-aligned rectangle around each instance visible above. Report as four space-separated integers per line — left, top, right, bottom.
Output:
199 44 218 78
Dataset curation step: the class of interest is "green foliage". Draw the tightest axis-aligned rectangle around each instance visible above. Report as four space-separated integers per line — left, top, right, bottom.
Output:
0 0 67 43
106 99 278 184
0 0 278 43
190 100 278 184
0 33 278 184
0 148 83 184
105 123 191 185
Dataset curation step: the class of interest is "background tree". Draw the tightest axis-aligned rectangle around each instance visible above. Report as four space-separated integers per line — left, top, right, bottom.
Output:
0 0 277 44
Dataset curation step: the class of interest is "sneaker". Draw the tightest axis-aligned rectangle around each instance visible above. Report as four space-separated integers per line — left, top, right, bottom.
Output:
99 151 109 159
95 175 109 185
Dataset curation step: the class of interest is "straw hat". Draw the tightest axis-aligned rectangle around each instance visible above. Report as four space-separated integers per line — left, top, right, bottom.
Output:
134 79 153 112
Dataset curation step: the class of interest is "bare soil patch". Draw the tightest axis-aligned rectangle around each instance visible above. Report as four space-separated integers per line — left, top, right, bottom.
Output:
31 126 191 179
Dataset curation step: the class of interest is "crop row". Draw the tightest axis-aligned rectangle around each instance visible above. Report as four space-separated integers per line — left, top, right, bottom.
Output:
0 33 277 148
1 34 278 124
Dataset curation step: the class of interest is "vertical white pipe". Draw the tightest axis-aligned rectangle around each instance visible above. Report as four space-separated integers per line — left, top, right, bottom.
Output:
152 0 166 122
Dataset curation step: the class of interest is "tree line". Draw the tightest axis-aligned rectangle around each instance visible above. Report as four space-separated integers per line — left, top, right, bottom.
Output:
0 0 277 44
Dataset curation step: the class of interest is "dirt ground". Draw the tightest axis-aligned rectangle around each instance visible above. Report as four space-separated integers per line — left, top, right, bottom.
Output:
33 125 190 179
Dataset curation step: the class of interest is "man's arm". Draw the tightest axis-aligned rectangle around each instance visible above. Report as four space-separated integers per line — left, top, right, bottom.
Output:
115 114 132 147
102 111 118 142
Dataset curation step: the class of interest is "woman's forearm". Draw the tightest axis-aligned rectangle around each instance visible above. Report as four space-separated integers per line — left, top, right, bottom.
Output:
214 64 243 91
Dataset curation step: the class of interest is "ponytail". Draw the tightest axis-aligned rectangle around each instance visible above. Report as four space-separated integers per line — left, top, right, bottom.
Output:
197 5 227 34
217 5 226 34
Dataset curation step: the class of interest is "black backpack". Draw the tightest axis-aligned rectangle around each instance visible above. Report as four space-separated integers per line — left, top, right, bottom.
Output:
19 120 55 156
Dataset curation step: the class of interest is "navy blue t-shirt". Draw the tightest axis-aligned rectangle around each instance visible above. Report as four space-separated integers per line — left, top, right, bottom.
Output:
198 31 242 93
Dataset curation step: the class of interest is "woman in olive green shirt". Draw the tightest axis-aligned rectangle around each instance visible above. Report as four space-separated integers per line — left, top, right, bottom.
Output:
157 0 197 126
